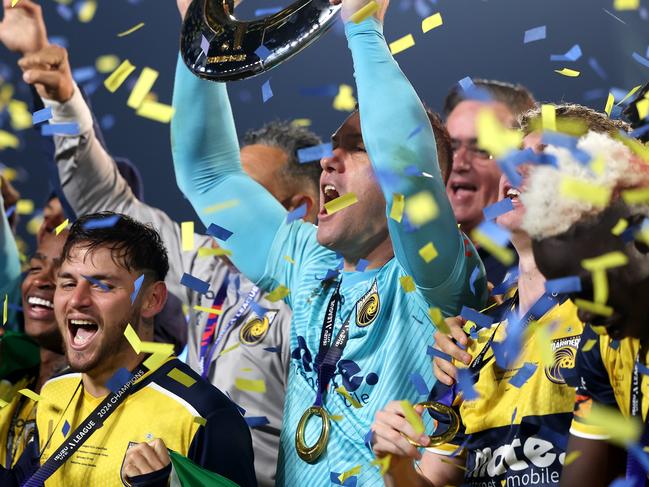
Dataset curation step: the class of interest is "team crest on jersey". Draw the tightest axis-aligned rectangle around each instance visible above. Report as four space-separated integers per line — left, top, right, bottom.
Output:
240 310 278 345
356 281 380 328
545 334 581 384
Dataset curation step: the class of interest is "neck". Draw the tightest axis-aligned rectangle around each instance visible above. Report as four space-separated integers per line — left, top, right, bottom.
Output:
512 231 545 316
82 351 143 397
459 220 478 238
343 236 394 272
36 348 67 393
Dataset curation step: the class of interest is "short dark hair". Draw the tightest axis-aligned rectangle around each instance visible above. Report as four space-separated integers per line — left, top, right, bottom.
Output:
444 79 535 118
518 103 630 136
425 108 452 184
63 212 169 282
242 121 322 194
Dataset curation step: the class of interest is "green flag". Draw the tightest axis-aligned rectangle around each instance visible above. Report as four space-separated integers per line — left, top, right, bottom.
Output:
168 449 240 487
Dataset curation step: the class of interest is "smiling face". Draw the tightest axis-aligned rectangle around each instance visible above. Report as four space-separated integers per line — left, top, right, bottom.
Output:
316 111 390 260
22 231 67 353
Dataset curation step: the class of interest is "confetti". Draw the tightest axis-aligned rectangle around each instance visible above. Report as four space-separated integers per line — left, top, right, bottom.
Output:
77 0 97 22
0 131 19 149
197 247 232 257
143 352 171 371
356 259 369 271
245 416 270 428
220 343 240 356
266 285 290 302
82 275 110 291
297 143 333 163
201 199 240 214
181 221 194 251
117 22 145 37
588 57 608 79
10 0 21 6
104 59 136 93
254 6 282 15
2 294 7 326
622 188 649 205
564 450 582 466
336 385 362 408
400 275 416 293
15 200 33 215
611 218 628 236
418 242 438 263
180 273 210 294
560 177 611 207
339 465 362 484
95 55 120 74
460 306 494 328
370 455 392 475
550 44 582 62
469 266 481 295
457 368 478 400
427 346 452 363
616 85 642 106
136 101 174 123
581 251 628 271
509 363 537 388
637 99 649 120
206 223 233 241
554 68 580 77
54 219 69 235
389 34 415 55
62 420 70 437
523 25 546 43
18 389 45 402
32 107 52 125
574 299 613 317
124 323 142 353
192 305 223 315
604 93 615 117
283 255 295 264
483 198 514 221
615 0 639 9
194 416 207 426
389 194 405 222
584 403 641 446
349 1 379 23
261 80 273 103
541 104 557 131
591 269 608 304
168 368 197 388
127 67 159 109
235 378 266 393
41 123 80 136
405 191 439 225
545 276 582 294
324 193 358 215
83 214 121 230
632 52 649 69
106 368 132 392
333 84 356 112
476 109 522 158
131 274 144 304
422 12 443 32
409 372 429 395
582 339 598 352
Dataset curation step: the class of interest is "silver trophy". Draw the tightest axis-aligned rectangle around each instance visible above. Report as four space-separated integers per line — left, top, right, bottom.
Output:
181 0 341 81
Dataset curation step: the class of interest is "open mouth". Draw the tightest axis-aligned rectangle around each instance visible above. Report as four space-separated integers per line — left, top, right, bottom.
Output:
67 318 99 349
505 187 521 201
25 295 55 319
449 182 478 198
320 183 341 216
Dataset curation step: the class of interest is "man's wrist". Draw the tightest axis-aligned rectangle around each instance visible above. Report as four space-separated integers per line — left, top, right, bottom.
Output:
42 84 94 133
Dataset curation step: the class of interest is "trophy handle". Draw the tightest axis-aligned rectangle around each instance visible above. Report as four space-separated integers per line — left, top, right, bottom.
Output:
181 0 341 81
400 401 461 448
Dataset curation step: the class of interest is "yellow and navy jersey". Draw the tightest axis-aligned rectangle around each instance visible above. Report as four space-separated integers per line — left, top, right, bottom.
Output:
3 358 256 487
427 299 584 487
570 325 646 439
0 374 37 468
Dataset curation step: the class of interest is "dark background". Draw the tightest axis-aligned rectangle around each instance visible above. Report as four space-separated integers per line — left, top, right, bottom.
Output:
1 0 648 252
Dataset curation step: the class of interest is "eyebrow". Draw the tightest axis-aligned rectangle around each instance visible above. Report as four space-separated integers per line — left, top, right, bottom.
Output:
57 272 116 282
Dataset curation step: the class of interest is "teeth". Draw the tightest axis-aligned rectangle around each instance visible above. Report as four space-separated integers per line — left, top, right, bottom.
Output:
70 319 97 326
323 184 337 197
28 296 54 309
506 188 521 198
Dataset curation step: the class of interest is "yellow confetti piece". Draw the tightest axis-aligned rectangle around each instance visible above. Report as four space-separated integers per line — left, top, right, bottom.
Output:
140 342 175 355
283 255 295 264
339 465 362 484
127 67 159 110
400 400 424 434
104 59 136 93
55 219 69 235
0 130 19 150
536 325 554 367
591 269 608 305
143 352 170 371
405 191 439 226
554 68 580 77
560 177 611 207
95 55 120 74
614 0 639 10
616 85 642 106
604 93 615 117
370 455 392 475
429 307 449 334
266 285 290 302
563 450 581 466
422 12 443 32
77 0 97 22
637 99 649 120
622 187 649 205
197 247 233 257
8 100 32 130
167 368 197 388
574 299 613 317
541 104 556 131
193 305 223 315
590 155 606 176
26 216 43 236
582 339 598 352
201 199 240 214
16 199 34 215
136 101 175 123
400 275 416 293
181 221 194 252
117 22 145 37
611 218 628 236
330 414 344 422
240 367 253 372
440 458 468 470
418 242 438 263
220 343 240 356
18 389 45 402
1 167 17 182
390 194 405 222
471 230 516 265
10 0 21 7
0 398 8 409
194 416 207 426
124 323 142 354
291 118 312 127
333 84 357 112
335 385 362 408
3 294 7 326
591 325 608 336
324 192 359 215
389 34 415 55
349 1 379 23
476 109 522 158
585 403 641 446
235 378 266 393
581 251 628 271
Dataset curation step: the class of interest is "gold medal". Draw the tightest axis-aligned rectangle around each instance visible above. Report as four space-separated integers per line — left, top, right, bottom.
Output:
400 401 460 447
295 406 330 463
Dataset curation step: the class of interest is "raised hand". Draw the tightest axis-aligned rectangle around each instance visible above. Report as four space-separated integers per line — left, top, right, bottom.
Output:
0 0 48 55
18 44 74 103
329 0 389 25
432 316 473 386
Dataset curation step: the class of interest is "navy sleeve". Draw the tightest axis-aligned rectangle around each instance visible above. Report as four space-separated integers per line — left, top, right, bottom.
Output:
0 427 40 486
574 325 617 407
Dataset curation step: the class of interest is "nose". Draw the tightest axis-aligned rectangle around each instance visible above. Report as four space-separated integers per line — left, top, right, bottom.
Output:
68 280 93 310
320 148 345 174
32 265 56 290
451 148 472 172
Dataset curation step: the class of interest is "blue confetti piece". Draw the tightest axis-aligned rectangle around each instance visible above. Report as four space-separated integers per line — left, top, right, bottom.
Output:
460 306 494 329
248 300 268 318
131 274 144 304
5 205 15 218
483 198 514 221
72 66 97 83
200 35 210 56
609 478 635 487
100 114 115 131
403 165 421 177
476 221 511 247
330 472 358 486
545 276 581 295
317 269 340 281
180 273 210 294
456 369 478 400
407 124 424 140
57 3 73 20
511 407 517 424
356 259 369 272
62 420 70 437
630 125 649 139
588 57 608 79
255 45 271 59
469 266 480 295
297 142 333 163
32 107 52 125
245 416 270 428
261 79 273 102
633 52 649 69
523 25 546 43
41 123 80 136
509 362 537 388
286 203 307 223
48 35 69 48
542 132 591 164
491 266 519 295
550 44 582 62
254 6 282 15
427 345 453 363
409 372 429 395
458 76 474 90
609 340 620 350
83 214 120 230
363 429 374 450
206 223 233 241
82 275 110 291
263 346 281 353
105 367 132 393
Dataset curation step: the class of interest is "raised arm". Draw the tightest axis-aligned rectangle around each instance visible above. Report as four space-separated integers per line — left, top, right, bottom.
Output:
345 15 486 307
171 55 286 282
0 186 21 318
